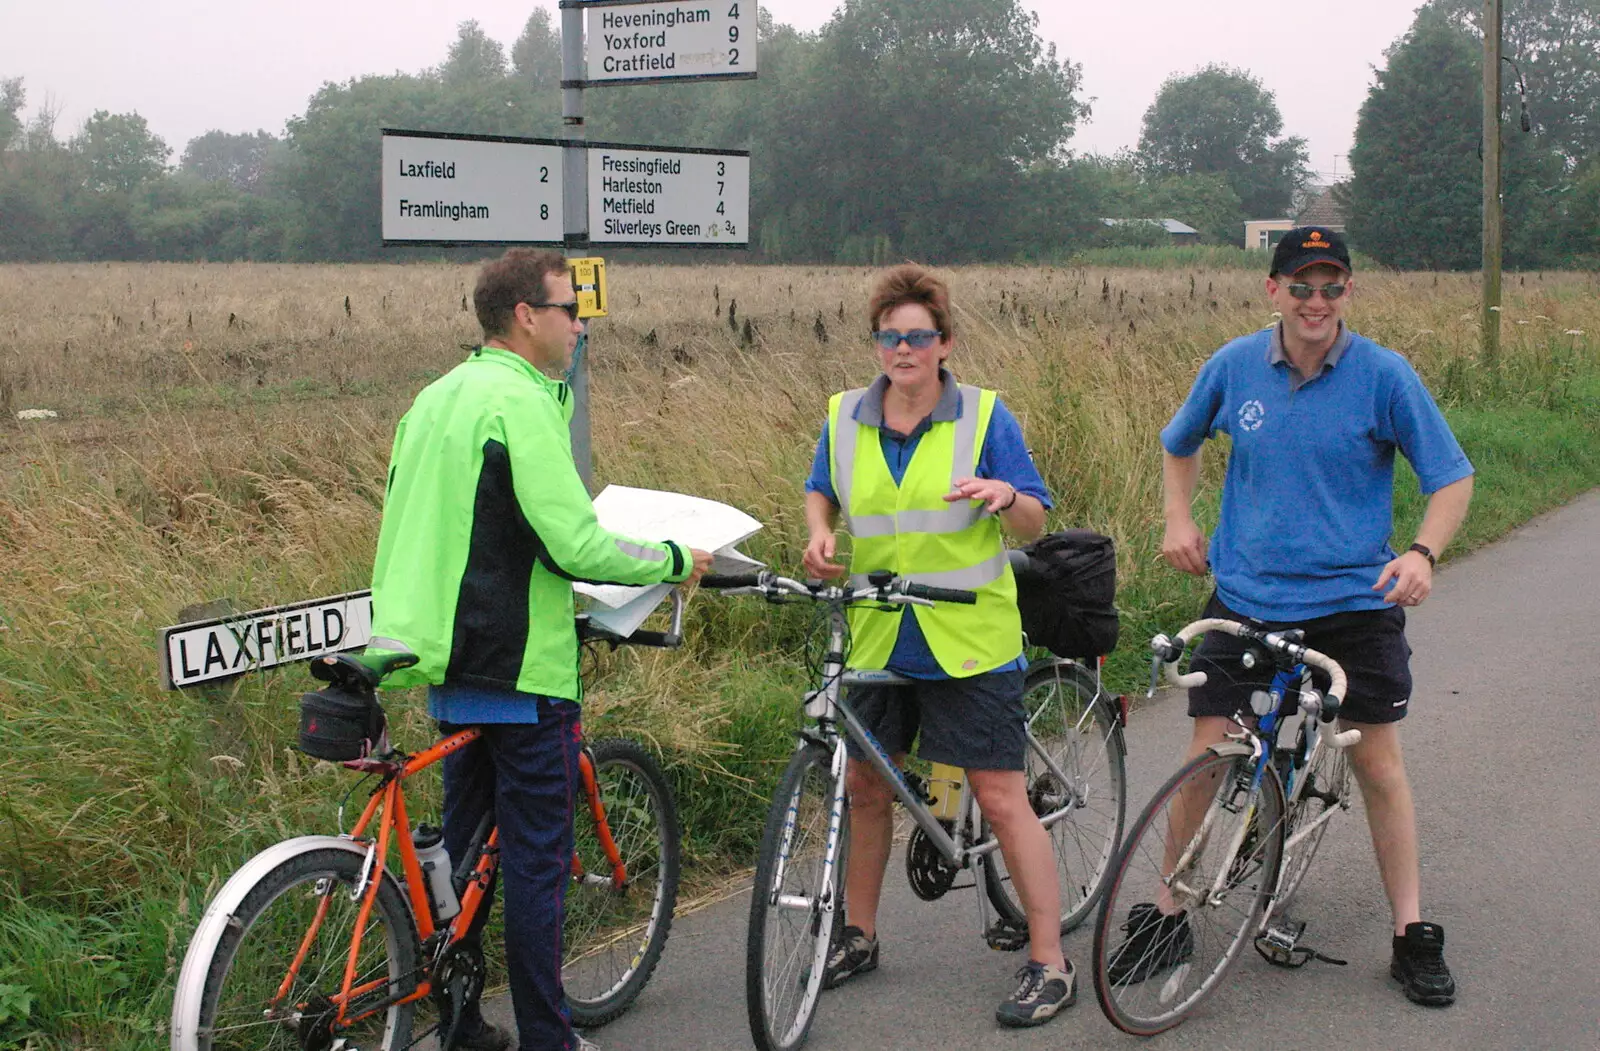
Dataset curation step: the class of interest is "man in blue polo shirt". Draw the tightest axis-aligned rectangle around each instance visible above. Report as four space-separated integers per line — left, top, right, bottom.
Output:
1115 228 1473 1007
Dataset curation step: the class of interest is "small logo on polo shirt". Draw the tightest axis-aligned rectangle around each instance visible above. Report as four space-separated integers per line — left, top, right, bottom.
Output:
1238 399 1267 431
963 659 979 670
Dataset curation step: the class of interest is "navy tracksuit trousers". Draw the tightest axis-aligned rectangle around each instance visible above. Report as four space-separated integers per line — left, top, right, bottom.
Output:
441 699 583 1051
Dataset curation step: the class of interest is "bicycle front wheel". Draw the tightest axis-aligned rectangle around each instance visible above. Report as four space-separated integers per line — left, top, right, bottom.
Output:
564 738 682 1028
984 662 1127 934
172 844 420 1051
747 743 846 1051
1273 728 1350 913
1091 750 1284 1036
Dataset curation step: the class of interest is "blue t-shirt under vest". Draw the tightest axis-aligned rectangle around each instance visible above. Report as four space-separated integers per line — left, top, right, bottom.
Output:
1160 326 1474 622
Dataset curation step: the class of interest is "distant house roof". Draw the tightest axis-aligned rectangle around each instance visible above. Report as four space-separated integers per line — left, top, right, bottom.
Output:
1100 218 1199 235
1295 185 1350 229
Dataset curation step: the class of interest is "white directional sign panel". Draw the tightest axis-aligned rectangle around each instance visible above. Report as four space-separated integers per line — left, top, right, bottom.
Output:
382 130 564 245
582 0 758 85
161 591 374 689
588 143 749 247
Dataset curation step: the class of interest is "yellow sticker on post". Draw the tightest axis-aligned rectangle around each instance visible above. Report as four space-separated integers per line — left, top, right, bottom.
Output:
569 256 607 318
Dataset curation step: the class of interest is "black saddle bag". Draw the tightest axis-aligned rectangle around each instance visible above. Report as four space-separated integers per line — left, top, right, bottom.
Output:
298 682 387 761
1011 529 1121 658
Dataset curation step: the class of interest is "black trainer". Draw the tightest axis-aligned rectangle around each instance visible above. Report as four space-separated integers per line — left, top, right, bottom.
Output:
1105 903 1194 984
452 1016 513 1051
821 925 879 989
1391 921 1456 1006
995 960 1076 1028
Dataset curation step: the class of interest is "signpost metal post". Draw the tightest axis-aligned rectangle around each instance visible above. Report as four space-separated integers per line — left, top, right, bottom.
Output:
562 3 596 484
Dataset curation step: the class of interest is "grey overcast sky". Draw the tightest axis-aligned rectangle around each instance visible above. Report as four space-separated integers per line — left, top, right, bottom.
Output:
1 0 1428 181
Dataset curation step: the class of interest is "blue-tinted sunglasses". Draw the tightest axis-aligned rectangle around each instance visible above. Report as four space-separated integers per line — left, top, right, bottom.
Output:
872 328 943 350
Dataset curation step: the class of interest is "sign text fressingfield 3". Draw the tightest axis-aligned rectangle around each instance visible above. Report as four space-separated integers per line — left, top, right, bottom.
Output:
160 591 373 690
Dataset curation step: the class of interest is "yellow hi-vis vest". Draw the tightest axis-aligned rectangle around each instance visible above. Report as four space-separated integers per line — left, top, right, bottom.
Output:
827 383 1022 677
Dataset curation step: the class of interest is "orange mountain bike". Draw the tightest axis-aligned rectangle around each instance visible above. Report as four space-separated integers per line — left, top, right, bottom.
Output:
170 595 686 1050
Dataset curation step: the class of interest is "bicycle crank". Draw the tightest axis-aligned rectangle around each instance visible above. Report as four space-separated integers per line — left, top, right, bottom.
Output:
905 821 959 901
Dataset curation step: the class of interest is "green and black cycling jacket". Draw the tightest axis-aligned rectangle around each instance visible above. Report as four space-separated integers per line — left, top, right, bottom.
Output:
366 346 690 699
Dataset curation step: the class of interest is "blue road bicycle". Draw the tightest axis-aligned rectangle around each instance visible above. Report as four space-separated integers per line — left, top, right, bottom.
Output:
1090 617 1359 1035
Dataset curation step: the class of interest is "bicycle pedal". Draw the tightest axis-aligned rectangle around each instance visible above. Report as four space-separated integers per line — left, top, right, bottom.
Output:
984 920 1028 952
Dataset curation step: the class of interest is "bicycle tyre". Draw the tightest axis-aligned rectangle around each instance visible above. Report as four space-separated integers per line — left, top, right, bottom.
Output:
172 843 420 1051
983 661 1127 934
564 737 682 1028
1272 727 1350 913
747 743 846 1051
1091 749 1284 1036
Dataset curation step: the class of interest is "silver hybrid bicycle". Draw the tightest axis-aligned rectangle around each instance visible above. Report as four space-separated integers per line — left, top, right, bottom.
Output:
1090 617 1360 1035
700 569 1127 1051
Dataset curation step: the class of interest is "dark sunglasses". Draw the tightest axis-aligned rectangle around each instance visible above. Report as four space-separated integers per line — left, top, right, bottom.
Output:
872 328 943 350
1285 283 1347 301
525 301 582 322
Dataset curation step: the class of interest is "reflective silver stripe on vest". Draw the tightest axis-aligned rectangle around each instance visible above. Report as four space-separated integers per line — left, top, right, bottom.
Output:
849 504 983 539
833 388 866 512
850 550 1008 593
368 637 415 654
835 384 984 534
951 385 984 484
614 539 666 562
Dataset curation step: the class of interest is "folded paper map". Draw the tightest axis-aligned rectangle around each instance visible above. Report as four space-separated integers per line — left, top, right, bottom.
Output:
575 486 764 637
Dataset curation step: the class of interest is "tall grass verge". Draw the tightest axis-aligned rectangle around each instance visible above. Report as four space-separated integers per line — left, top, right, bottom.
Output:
1 262 1597 1045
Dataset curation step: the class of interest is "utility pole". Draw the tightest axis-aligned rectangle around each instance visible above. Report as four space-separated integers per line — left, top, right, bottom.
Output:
562 3 593 486
1482 0 1503 366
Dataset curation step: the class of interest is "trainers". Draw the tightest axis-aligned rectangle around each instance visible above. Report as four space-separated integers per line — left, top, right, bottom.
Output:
575 1036 601 1051
1390 922 1456 1006
995 960 1076 1028
821 924 879 989
1105 903 1194 984
451 1017 512 1051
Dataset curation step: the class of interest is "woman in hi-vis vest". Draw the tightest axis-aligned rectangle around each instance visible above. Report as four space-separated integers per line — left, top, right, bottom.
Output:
800 264 1077 1029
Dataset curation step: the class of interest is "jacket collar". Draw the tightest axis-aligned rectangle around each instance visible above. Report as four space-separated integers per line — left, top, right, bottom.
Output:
472 345 573 420
853 368 962 428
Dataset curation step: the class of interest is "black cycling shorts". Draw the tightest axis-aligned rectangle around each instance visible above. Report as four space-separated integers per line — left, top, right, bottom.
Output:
1186 592 1414 726
843 666 1029 771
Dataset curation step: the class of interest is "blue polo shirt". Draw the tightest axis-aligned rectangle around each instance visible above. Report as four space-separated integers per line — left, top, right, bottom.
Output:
1161 325 1474 621
806 371 1053 678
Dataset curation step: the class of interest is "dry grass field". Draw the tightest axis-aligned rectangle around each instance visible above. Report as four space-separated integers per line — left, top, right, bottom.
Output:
0 259 1597 1045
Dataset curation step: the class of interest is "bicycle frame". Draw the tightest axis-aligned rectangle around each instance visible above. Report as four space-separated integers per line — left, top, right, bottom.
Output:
1168 660 1341 916
793 604 1100 912
277 727 626 1036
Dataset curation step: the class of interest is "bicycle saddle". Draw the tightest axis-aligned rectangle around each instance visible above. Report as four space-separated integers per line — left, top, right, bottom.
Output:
310 650 419 691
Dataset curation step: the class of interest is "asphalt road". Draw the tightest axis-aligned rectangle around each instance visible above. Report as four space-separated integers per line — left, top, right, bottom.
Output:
485 489 1600 1051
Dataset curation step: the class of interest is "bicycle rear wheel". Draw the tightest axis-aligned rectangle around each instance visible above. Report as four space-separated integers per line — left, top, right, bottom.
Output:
747 743 846 1051
172 844 420 1051
984 662 1127 934
1272 726 1350 913
564 738 682 1028
1091 750 1284 1036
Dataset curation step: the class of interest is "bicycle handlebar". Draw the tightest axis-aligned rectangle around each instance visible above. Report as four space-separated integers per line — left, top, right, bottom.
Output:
699 570 977 607
1150 618 1353 738
577 588 687 649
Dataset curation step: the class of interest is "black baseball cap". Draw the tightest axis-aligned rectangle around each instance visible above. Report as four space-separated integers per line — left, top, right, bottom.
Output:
1270 226 1351 277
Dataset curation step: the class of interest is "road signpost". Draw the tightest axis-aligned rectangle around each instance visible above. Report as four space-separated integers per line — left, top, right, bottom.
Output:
380 131 564 246
588 143 750 247
581 0 759 85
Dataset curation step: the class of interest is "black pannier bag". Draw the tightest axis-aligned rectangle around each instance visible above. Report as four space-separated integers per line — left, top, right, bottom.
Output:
1009 529 1120 658
298 682 387 761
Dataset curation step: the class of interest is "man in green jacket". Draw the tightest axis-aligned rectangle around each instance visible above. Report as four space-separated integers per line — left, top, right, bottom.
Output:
366 248 711 1051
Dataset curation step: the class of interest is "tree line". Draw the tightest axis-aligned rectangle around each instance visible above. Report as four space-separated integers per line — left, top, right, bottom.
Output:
1 0 1596 268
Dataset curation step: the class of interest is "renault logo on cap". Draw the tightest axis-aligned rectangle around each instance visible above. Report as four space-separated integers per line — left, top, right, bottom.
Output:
1302 231 1326 248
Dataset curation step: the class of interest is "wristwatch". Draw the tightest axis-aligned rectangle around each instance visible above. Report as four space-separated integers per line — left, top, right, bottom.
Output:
1407 543 1436 568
